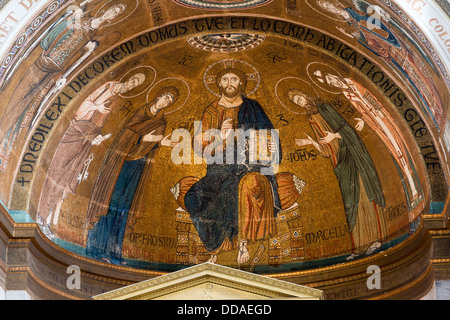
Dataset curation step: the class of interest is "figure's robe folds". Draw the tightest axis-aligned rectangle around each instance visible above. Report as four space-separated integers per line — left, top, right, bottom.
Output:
37 81 120 221
310 102 386 253
85 105 166 262
183 97 301 253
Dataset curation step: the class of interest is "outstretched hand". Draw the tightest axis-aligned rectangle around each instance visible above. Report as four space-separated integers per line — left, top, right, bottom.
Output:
161 134 179 147
319 131 340 144
295 133 314 147
143 129 164 143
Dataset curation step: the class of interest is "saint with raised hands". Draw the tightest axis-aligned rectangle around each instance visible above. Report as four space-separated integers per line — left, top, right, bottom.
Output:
37 73 146 239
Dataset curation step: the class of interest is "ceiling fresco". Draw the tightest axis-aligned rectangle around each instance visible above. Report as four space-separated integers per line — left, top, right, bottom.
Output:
0 0 448 273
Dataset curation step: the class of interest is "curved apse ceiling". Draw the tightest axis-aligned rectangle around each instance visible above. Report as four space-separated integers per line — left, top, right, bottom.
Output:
0 0 448 273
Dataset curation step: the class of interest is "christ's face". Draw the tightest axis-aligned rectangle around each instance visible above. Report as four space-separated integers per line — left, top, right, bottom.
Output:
219 72 242 98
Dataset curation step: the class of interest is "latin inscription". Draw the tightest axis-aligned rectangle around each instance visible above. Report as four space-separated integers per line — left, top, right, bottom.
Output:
12 15 446 209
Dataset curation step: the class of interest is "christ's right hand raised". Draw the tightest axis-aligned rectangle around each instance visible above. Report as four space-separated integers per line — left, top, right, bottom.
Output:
221 118 233 139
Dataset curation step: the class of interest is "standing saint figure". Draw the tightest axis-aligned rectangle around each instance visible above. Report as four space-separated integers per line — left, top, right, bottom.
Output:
172 68 305 265
0 4 128 170
288 88 386 260
85 86 180 265
314 71 422 209
36 73 146 239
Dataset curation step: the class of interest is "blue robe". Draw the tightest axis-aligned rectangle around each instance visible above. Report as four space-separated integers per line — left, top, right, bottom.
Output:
85 157 148 264
86 108 166 264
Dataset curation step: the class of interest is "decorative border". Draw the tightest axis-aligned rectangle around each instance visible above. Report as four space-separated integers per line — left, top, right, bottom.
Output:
381 0 450 88
434 0 450 18
367 264 434 300
0 0 447 91
172 0 273 10
0 0 69 89
0 0 12 12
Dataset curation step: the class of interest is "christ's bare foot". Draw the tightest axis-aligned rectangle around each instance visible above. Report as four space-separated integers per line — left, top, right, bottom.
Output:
207 255 217 264
237 240 249 264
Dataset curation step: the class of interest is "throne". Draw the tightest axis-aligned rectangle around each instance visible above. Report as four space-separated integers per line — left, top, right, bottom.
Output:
171 171 306 269
174 201 305 270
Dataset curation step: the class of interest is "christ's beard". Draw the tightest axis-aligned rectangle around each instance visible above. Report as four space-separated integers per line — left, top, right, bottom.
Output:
222 86 240 98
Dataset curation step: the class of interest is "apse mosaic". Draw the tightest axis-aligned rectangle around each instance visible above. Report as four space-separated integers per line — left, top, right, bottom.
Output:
0 0 447 273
